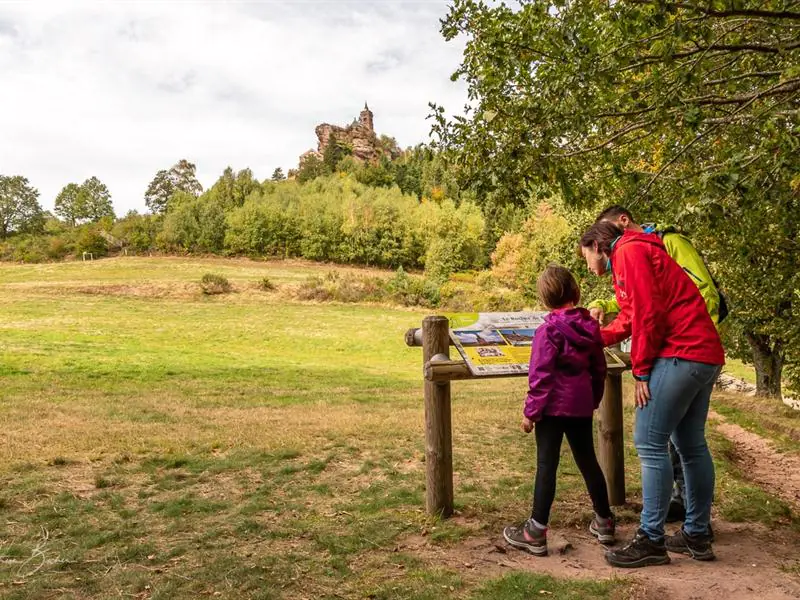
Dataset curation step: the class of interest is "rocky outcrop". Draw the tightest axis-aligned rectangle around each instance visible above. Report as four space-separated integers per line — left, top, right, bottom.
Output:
299 103 397 166
716 371 799 410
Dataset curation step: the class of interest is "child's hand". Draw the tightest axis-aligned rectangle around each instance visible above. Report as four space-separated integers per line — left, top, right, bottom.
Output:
589 307 605 322
521 417 534 433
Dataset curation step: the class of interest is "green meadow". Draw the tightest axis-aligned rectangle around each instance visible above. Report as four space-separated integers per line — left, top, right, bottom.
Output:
0 257 796 599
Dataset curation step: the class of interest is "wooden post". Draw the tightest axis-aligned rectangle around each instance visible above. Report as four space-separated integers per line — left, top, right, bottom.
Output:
422 315 453 518
597 371 625 506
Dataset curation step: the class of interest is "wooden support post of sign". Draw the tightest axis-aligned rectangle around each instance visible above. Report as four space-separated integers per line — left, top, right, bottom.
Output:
597 370 625 506
422 315 453 518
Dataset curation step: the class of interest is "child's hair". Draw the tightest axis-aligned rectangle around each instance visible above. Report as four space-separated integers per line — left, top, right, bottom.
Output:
537 264 581 309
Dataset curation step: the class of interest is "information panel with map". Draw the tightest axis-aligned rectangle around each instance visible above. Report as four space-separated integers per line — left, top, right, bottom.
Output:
447 312 627 376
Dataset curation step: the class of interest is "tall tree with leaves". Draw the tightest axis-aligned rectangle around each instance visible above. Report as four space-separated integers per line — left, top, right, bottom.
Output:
271 167 286 181
0 175 45 238
54 182 83 226
144 159 203 214
435 0 800 396
55 177 115 224
78 176 115 222
296 154 326 183
213 167 237 209
207 167 260 210
322 133 352 174
232 168 259 206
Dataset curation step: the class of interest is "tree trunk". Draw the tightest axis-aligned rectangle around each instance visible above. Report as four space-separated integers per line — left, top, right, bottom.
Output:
745 332 783 398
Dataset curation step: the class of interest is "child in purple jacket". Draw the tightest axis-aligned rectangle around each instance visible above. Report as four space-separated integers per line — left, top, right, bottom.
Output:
503 265 615 556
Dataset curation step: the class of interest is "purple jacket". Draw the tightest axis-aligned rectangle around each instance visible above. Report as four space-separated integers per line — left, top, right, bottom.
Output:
524 308 607 421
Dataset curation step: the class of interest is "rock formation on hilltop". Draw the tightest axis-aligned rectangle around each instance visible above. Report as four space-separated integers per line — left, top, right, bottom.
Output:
299 103 399 167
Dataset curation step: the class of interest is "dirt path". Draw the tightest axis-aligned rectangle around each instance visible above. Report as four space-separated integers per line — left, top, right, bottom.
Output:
400 412 800 599
401 521 800 600
710 409 800 509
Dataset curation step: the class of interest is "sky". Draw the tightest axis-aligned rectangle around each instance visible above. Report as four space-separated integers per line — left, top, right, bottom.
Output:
0 1 468 215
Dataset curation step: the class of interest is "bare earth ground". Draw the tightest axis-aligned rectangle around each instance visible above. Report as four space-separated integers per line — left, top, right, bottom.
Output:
401 520 800 600
400 413 800 600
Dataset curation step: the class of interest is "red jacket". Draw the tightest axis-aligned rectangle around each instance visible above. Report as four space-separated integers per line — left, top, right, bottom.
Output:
601 231 724 379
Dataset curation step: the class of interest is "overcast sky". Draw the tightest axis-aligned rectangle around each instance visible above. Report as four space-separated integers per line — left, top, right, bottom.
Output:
0 1 467 215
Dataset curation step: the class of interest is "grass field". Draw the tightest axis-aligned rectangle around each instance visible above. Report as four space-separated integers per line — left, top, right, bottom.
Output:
0 257 796 599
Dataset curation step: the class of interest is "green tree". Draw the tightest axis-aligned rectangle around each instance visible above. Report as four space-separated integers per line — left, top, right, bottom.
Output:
393 145 431 199
77 176 115 222
378 134 401 159
354 156 396 188
232 168 259 206
207 167 260 210
55 177 114 225
436 0 800 396
225 197 300 258
322 132 352 174
416 198 487 279
296 154 326 183
159 195 226 253
54 183 83 226
271 167 286 181
112 211 160 253
212 166 237 209
0 175 44 238
144 159 203 214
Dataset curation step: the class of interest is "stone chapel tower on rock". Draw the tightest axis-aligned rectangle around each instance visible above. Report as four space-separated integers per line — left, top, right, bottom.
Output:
359 102 374 132
297 103 398 169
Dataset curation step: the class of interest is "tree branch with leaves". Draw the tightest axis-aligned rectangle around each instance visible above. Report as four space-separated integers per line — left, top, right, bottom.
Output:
433 0 800 396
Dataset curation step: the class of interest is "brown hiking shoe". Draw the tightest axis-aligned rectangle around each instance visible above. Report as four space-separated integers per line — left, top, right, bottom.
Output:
666 528 715 561
589 514 616 545
503 519 547 556
605 529 671 568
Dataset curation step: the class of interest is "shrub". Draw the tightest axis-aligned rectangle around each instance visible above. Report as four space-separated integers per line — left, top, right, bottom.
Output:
490 232 524 287
424 237 460 282
257 277 276 291
113 212 159 252
332 274 382 303
294 275 334 301
438 282 472 311
385 267 441 307
290 269 442 307
11 236 48 263
200 273 231 295
46 236 71 260
224 200 300 257
161 194 226 253
293 272 382 304
75 227 108 257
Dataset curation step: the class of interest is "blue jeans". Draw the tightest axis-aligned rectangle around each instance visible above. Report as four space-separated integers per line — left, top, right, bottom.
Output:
634 358 721 540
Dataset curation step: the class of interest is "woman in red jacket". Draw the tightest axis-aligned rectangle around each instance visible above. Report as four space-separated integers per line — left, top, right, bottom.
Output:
579 221 724 569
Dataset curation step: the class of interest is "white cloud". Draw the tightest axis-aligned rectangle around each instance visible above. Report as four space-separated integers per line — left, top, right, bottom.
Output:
0 0 467 214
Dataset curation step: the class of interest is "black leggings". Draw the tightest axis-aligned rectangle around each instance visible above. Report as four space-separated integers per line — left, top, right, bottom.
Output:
531 416 612 525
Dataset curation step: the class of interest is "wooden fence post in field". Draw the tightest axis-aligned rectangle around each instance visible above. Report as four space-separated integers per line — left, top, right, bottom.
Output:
597 370 625 506
422 315 454 518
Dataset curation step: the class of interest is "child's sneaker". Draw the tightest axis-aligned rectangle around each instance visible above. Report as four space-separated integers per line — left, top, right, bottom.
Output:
589 513 616 545
503 519 547 556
